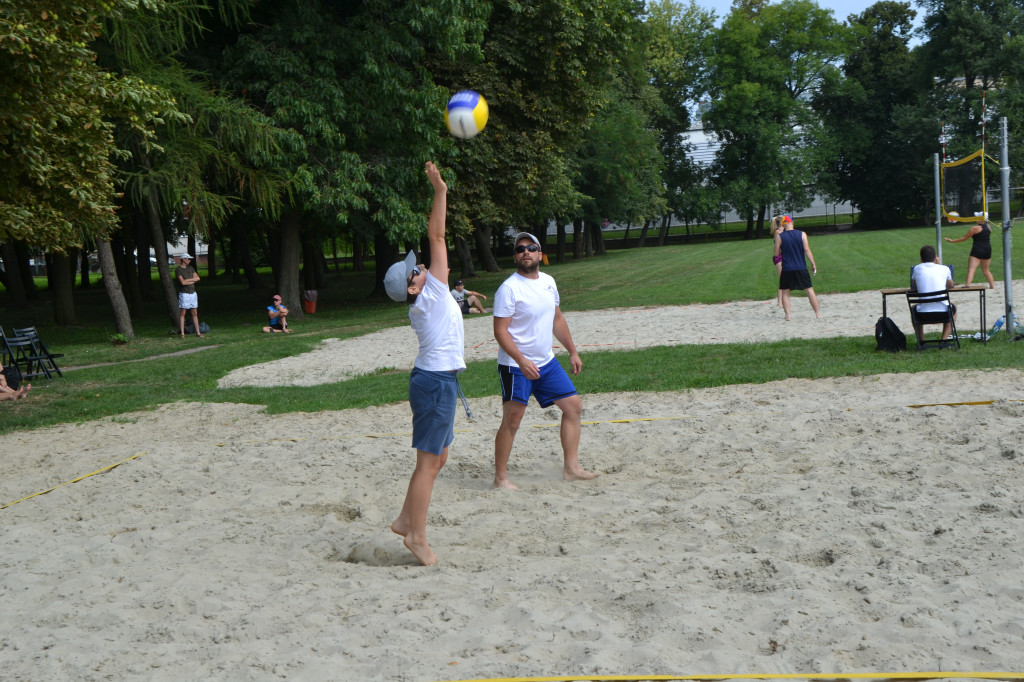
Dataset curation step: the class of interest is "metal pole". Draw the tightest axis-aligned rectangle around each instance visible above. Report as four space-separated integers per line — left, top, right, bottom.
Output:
1000 117 1013 334
935 153 943 263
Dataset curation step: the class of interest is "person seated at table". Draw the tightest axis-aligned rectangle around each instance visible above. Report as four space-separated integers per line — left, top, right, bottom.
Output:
262 294 292 333
910 244 956 341
450 279 487 315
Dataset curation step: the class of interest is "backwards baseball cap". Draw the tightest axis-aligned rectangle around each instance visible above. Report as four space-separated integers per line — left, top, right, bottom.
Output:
180 253 194 259
513 232 540 247
780 215 792 224
383 250 419 302
454 279 464 286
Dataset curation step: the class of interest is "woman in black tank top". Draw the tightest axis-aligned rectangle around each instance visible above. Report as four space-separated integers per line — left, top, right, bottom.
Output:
944 220 995 288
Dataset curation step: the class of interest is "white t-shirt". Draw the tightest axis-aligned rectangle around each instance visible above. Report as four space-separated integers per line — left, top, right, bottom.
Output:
493 271 560 367
911 262 952 313
410 271 466 372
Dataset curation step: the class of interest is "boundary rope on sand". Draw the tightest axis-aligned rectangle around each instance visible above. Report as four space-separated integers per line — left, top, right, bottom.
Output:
433 674 1024 682
1 453 143 510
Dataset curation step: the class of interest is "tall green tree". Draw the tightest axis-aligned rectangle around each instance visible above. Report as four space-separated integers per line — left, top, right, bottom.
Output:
815 1 931 227
703 0 851 238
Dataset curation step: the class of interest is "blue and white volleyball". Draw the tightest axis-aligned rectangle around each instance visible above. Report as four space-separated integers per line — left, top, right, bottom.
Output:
445 90 488 139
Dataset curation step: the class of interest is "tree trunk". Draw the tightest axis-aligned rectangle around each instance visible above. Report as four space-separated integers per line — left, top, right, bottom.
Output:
352 233 365 272
473 225 499 272
97 240 134 338
14 241 36 298
1 241 28 307
638 218 651 248
79 249 91 289
143 187 180 329
744 213 755 240
206 232 217 279
279 210 304 320
50 252 76 325
657 214 670 246
135 211 151 298
454 235 476 278
593 221 606 255
555 219 567 264
756 204 767 238
572 219 584 260
584 221 595 258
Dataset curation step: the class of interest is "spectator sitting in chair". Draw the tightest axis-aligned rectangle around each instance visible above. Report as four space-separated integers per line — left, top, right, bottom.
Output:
910 244 956 342
262 294 292 333
0 367 31 401
450 280 487 315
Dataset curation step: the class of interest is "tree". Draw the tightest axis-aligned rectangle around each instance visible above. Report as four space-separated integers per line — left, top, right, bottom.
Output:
815 1 932 227
703 0 851 238
0 0 181 251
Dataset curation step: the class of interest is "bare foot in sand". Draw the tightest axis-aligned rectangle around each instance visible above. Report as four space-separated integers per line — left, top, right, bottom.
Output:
390 518 409 537
563 468 599 482
403 536 438 566
492 478 520 490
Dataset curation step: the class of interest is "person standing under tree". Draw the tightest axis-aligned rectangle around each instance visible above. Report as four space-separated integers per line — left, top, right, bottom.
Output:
492 231 599 490
383 161 465 567
175 254 203 338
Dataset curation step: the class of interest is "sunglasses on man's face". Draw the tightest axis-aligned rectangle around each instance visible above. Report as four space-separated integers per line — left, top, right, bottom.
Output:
407 266 421 286
515 244 540 254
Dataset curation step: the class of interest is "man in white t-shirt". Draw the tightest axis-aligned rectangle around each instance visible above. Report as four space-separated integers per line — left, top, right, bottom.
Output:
910 243 956 341
382 161 465 566
491 231 598 490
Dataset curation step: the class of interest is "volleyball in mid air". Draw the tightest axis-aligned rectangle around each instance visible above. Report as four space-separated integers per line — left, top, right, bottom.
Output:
445 90 488 139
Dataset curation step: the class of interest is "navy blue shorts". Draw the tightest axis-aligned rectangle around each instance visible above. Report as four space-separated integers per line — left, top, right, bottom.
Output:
498 358 578 408
779 269 813 291
409 367 457 456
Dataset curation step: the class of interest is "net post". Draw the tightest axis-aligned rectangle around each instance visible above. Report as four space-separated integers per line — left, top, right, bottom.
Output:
1000 117 1013 334
934 153 943 263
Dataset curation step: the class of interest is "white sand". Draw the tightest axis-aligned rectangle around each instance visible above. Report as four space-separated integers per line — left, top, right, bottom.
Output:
2 283 1024 681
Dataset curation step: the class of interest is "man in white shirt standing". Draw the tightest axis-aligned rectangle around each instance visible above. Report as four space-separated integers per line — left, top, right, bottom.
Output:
492 231 598 490
910 244 956 341
382 161 465 566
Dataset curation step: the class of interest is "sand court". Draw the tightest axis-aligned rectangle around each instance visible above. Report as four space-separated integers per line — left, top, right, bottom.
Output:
3 287 1024 681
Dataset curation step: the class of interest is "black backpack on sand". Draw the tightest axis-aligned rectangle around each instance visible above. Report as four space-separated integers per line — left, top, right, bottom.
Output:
875 316 907 352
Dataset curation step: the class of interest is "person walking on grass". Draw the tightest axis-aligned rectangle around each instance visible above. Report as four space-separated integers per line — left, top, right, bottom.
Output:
176 254 203 338
383 161 465 567
492 231 598 490
774 217 822 322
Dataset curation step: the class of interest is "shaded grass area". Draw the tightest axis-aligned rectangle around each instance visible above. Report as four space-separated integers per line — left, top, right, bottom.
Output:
1 224 1020 434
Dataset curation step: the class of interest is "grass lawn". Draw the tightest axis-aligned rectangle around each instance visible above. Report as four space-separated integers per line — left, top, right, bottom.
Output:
1 225 1021 434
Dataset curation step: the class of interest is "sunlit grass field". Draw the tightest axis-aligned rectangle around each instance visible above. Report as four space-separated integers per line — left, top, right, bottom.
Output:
1 224 1020 434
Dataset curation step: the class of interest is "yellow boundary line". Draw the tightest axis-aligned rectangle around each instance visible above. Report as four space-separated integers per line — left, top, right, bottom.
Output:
436 674 1024 682
1 452 144 510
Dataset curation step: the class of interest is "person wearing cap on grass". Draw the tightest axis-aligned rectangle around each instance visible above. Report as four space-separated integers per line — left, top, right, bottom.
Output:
451 279 487 314
492 232 598 490
175 254 203 338
773 215 822 322
383 161 466 567
262 294 291 333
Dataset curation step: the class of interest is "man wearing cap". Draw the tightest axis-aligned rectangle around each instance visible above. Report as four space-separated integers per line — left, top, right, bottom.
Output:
492 232 598 490
383 161 465 567
262 294 291 333
450 279 487 314
175 254 203 338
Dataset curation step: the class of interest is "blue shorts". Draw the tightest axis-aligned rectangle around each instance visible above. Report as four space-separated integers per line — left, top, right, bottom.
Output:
409 367 457 456
498 358 578 408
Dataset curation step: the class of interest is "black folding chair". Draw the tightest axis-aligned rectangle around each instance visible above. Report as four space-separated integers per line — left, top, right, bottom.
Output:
4 335 52 379
11 326 64 377
906 290 960 351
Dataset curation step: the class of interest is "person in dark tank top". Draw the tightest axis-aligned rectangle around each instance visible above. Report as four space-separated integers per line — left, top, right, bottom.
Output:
944 219 995 289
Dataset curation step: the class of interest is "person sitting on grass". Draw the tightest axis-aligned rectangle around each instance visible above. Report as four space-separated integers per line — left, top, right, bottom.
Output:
0 367 31 401
450 279 487 314
262 294 291 333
